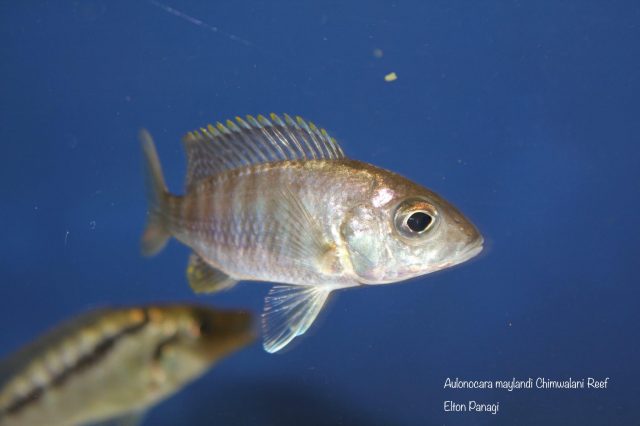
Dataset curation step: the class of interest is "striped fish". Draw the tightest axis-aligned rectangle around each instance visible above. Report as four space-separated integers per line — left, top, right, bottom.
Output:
140 114 483 353
0 305 253 426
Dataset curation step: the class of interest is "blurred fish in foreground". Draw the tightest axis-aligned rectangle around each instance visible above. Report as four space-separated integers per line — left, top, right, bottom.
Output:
140 113 483 353
0 305 254 426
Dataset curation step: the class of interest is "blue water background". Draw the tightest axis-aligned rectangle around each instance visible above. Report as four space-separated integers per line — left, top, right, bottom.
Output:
1 2 639 425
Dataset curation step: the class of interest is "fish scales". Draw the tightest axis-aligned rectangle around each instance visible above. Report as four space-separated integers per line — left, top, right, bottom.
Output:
170 161 370 285
139 114 483 352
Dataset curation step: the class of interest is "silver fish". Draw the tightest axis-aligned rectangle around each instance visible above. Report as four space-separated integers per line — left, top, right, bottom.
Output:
140 114 483 352
0 305 254 426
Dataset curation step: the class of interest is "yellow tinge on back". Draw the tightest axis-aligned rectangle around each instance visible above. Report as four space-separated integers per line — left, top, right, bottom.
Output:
182 113 345 191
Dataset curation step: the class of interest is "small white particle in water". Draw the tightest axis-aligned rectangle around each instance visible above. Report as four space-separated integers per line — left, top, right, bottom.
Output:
384 72 398 82
64 230 70 246
89 221 96 230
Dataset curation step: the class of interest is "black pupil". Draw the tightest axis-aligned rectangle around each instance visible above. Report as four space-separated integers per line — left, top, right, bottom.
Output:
407 212 432 232
199 320 213 335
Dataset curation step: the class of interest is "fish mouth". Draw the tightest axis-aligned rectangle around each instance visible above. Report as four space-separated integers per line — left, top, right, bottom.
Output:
462 242 483 261
445 235 484 268
401 237 484 277
462 235 484 261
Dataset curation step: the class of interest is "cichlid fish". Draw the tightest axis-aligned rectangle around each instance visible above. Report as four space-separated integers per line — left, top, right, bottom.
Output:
140 114 483 353
0 305 253 426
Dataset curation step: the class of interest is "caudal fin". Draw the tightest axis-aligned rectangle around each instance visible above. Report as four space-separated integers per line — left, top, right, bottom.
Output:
139 129 171 256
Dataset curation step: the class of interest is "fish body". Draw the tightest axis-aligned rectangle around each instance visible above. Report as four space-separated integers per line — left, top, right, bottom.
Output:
140 114 483 352
0 305 253 426
171 160 379 287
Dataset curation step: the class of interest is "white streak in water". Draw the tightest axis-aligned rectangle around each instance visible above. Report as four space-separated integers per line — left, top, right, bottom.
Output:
147 0 254 47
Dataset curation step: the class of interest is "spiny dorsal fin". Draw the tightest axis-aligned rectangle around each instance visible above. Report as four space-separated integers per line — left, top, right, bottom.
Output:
182 114 346 190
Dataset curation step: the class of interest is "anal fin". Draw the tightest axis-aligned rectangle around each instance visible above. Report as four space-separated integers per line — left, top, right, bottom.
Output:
187 253 237 294
262 285 334 353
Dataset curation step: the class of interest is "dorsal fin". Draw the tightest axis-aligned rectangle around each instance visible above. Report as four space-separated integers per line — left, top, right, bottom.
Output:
182 113 346 190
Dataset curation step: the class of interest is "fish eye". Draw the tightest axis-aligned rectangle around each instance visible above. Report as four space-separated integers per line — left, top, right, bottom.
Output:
394 199 437 239
407 211 432 233
199 319 213 335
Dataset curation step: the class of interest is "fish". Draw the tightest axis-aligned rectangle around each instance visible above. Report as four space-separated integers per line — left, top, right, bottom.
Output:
0 305 254 426
139 113 483 353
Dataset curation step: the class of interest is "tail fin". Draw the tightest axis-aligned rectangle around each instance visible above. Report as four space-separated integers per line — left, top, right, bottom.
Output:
139 129 171 256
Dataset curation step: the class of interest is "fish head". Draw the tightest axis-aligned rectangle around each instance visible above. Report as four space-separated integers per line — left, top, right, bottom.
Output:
341 170 483 284
151 307 254 385
189 307 255 359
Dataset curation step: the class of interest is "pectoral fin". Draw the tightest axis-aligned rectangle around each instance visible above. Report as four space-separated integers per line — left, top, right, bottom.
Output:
267 187 339 275
262 285 334 353
187 253 237 294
